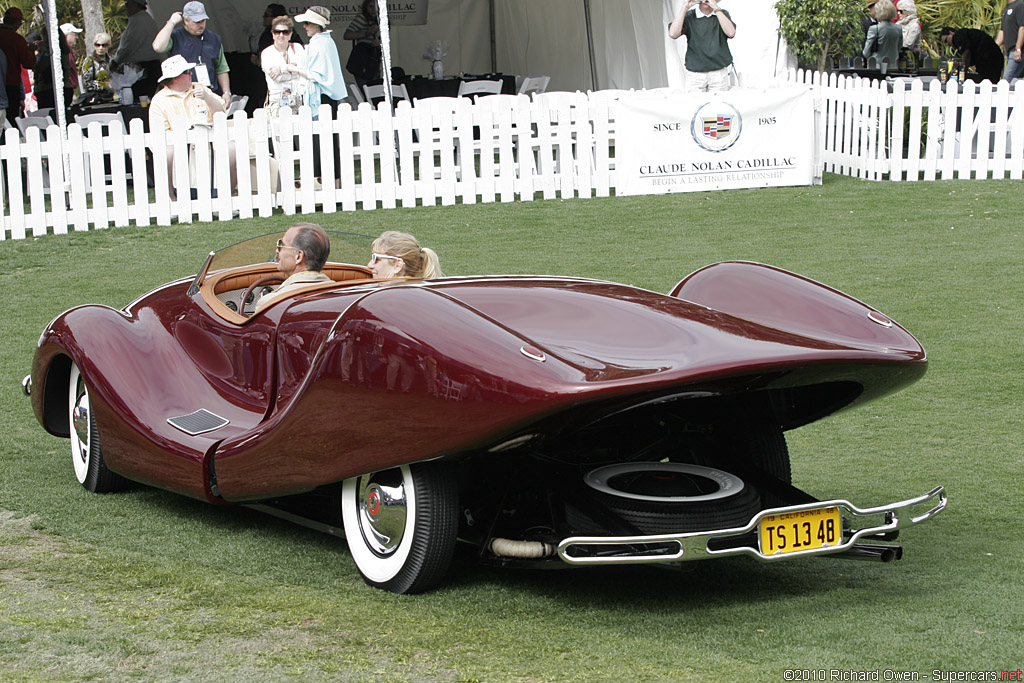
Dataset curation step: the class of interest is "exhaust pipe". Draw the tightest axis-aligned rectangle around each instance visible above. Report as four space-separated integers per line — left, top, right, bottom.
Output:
828 543 903 562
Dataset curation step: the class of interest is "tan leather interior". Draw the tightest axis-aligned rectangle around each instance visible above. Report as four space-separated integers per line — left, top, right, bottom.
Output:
211 263 372 295
200 263 375 325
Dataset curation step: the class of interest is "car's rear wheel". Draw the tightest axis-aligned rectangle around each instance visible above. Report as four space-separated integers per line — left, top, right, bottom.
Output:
341 463 458 594
68 361 127 493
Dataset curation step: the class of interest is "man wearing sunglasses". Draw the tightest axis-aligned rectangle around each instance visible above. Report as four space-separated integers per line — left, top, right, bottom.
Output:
254 223 332 314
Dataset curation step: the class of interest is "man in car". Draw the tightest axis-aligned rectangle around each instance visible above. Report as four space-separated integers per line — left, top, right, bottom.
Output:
255 223 332 313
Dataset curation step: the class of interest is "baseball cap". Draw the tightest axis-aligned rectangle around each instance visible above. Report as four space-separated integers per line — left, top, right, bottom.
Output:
3 7 24 21
160 54 197 81
182 1 210 22
60 23 83 35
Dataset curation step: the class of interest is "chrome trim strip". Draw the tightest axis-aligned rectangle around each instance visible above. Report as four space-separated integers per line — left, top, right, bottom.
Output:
556 485 946 566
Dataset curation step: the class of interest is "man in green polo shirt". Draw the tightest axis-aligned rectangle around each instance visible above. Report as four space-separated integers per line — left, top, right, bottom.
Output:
669 0 737 92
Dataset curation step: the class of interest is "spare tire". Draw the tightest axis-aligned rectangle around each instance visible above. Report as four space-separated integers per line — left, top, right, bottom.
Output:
580 462 760 534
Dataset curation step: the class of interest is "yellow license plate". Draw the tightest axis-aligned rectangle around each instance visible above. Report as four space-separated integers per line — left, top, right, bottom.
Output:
759 506 841 555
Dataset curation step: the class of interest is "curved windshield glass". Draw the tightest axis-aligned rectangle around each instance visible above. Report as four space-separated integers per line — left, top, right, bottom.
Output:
189 231 374 295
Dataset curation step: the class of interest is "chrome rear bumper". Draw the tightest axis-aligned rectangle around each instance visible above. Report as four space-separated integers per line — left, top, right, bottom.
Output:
556 485 946 566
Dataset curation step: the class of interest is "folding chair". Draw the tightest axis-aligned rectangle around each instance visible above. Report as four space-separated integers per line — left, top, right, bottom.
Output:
518 76 550 96
457 79 503 100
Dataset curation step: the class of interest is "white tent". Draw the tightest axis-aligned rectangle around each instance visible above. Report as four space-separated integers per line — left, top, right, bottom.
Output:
143 0 793 93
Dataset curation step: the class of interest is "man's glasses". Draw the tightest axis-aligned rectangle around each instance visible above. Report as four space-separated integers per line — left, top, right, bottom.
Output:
276 239 300 252
272 28 291 35
370 253 401 264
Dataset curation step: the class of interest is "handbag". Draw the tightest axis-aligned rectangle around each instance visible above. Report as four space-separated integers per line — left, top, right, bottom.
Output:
346 42 380 81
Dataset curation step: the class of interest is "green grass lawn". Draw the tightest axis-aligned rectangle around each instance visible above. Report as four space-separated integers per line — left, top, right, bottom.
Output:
1 175 1021 681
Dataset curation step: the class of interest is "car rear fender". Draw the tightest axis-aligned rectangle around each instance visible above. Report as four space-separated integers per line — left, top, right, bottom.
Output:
671 261 925 360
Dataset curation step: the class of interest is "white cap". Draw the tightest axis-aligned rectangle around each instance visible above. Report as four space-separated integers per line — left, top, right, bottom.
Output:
295 6 330 28
60 23 83 35
159 54 197 81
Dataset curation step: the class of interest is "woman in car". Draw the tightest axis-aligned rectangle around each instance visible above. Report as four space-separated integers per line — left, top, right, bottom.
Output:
368 231 443 279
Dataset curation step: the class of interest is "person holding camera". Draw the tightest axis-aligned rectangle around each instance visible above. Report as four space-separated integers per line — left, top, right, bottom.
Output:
668 0 737 93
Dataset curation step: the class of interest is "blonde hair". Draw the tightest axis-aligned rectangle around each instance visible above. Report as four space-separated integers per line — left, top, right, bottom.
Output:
371 231 443 279
873 0 897 21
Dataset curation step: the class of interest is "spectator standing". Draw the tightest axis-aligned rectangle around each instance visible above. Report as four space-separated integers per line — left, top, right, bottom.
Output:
286 6 346 184
941 27 1004 84
0 7 36 119
153 1 232 108
997 0 1024 82
862 0 902 67
33 31 76 116
343 0 382 88
113 0 162 100
286 6 346 116
668 0 737 93
895 0 921 57
261 16 305 117
80 33 115 101
60 23 82 102
257 4 303 54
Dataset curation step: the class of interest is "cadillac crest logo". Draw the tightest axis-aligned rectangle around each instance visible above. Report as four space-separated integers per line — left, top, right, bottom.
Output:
691 101 743 153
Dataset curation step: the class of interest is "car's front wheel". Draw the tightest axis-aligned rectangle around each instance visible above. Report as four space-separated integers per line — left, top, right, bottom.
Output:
341 463 458 594
68 361 127 493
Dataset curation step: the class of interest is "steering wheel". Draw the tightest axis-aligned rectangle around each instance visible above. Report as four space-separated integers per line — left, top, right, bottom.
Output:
242 275 286 316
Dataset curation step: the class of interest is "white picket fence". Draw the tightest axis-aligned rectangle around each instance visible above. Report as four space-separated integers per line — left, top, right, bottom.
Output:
3 71 1024 240
782 68 1024 181
0 93 617 240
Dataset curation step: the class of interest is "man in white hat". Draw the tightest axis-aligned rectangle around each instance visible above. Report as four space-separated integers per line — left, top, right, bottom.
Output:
149 54 232 200
59 23 83 97
152 1 232 108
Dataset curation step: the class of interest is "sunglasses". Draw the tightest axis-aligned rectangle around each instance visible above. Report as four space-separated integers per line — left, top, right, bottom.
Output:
273 28 292 34
95 43 110 47
370 253 402 264
276 239 301 252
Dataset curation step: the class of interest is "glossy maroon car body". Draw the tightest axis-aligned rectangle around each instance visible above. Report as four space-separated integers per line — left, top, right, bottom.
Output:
27 233 945 593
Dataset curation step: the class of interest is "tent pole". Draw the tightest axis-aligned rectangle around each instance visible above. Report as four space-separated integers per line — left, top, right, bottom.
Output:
583 0 598 91
378 0 393 111
42 0 70 184
489 0 497 73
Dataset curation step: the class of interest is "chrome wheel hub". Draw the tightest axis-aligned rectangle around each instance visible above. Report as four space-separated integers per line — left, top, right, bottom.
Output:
357 472 408 556
72 387 90 463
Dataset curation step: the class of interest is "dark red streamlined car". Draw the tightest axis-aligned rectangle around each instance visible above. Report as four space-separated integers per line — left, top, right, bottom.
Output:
25 232 946 593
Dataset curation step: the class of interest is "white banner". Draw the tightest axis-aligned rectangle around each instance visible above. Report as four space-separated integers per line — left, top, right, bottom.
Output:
615 86 819 196
320 2 429 26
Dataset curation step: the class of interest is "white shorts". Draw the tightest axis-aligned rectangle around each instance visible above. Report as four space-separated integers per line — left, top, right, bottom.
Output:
685 66 732 93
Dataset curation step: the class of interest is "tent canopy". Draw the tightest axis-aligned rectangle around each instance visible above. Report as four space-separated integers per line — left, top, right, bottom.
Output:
143 0 792 92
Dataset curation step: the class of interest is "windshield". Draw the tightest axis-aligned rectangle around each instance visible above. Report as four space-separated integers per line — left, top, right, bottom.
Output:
189 230 374 295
